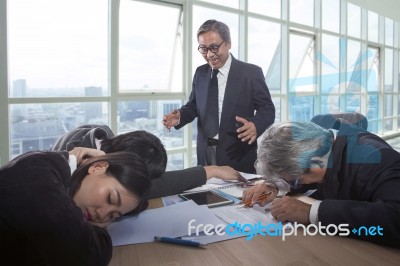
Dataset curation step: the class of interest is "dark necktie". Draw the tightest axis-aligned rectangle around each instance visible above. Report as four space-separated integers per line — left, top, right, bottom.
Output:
206 69 219 137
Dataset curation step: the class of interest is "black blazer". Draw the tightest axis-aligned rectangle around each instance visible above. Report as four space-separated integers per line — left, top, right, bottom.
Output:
177 55 275 173
0 151 112 265
295 120 400 247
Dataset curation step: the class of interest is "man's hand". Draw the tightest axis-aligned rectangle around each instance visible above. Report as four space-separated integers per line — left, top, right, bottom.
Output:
242 182 277 207
162 109 180 130
236 116 257 144
270 196 311 224
69 147 105 165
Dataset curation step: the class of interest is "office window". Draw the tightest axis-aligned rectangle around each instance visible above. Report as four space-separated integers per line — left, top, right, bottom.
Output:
347 3 361 38
2 0 400 165
8 0 108 159
10 102 109 158
117 100 184 149
8 0 108 97
288 31 316 121
366 46 380 133
385 18 394 46
288 31 316 93
272 97 281 122
248 18 281 92
248 0 281 19
321 34 340 113
385 48 394 92
119 1 183 92
290 0 314 27
321 0 340 33
368 11 379 43
198 0 239 9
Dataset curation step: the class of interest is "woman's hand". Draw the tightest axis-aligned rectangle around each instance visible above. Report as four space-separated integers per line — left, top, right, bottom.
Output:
204 166 246 182
241 182 277 207
69 147 105 165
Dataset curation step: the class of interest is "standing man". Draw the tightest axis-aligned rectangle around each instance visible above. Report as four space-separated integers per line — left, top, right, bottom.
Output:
163 19 275 173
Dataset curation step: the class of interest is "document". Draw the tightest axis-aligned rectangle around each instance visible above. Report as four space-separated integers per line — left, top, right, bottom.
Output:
211 203 277 227
107 200 224 246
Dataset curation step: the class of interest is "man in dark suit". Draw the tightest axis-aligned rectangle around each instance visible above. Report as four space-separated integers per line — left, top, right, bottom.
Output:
163 19 275 173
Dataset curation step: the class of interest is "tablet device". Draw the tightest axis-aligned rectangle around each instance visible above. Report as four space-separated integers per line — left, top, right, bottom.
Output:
178 190 234 208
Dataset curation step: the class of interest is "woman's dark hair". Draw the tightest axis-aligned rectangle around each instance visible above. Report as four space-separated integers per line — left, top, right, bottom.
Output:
70 151 151 215
100 130 167 180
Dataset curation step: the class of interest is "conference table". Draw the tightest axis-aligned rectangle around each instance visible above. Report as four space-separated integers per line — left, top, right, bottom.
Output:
109 199 400 266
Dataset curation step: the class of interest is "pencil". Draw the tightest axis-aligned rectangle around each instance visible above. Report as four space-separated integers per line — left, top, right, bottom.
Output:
236 191 272 208
154 236 207 247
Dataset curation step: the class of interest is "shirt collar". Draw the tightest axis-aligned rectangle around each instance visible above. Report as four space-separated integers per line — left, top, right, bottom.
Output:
217 53 232 77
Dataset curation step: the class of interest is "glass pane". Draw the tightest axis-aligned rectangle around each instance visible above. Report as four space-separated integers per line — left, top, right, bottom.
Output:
248 0 281 19
10 102 109 158
347 40 361 90
347 3 361 38
321 0 340 33
248 19 281 92
192 6 239 73
8 0 108 97
384 94 393 117
119 1 183 92
384 48 393 92
367 94 379 133
167 153 184 171
288 96 314 121
384 118 393 131
345 94 360 113
288 33 315 93
197 0 239 9
368 11 379 43
290 0 314 27
321 35 340 113
366 48 380 132
272 97 281 122
367 47 379 93
117 100 184 150
385 18 394 46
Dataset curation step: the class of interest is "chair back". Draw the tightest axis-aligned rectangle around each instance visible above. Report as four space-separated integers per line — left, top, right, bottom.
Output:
311 112 368 130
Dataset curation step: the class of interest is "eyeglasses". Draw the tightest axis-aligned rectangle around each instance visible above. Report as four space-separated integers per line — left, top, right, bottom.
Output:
285 175 302 190
198 41 225 54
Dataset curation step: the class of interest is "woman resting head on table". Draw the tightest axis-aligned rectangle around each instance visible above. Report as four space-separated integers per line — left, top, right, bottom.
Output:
0 149 151 265
243 120 400 247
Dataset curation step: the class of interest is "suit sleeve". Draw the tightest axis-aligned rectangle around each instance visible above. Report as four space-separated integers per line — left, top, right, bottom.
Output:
318 148 400 247
176 72 200 129
148 166 207 198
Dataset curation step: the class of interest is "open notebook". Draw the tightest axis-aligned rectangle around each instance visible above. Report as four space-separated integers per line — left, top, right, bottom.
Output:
214 183 247 199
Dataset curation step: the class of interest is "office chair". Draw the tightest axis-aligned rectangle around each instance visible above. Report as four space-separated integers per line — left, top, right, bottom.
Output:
311 112 368 130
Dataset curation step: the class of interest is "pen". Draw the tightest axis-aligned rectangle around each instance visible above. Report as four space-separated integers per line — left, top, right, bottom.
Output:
154 236 207 247
237 191 272 208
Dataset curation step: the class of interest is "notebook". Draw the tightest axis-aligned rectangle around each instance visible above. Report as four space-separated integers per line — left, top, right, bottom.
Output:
215 183 246 199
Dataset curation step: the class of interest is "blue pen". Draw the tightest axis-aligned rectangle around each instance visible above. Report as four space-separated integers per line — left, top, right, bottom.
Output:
154 236 207 247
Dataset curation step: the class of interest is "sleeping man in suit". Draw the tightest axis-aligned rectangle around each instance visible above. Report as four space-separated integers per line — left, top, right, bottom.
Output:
163 19 275 173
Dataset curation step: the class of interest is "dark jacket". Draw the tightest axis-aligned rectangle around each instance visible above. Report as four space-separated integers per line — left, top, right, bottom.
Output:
177 55 275 173
0 151 112 265
51 124 114 151
296 120 400 247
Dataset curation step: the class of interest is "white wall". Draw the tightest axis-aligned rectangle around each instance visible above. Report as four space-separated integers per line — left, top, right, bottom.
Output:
348 0 400 22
